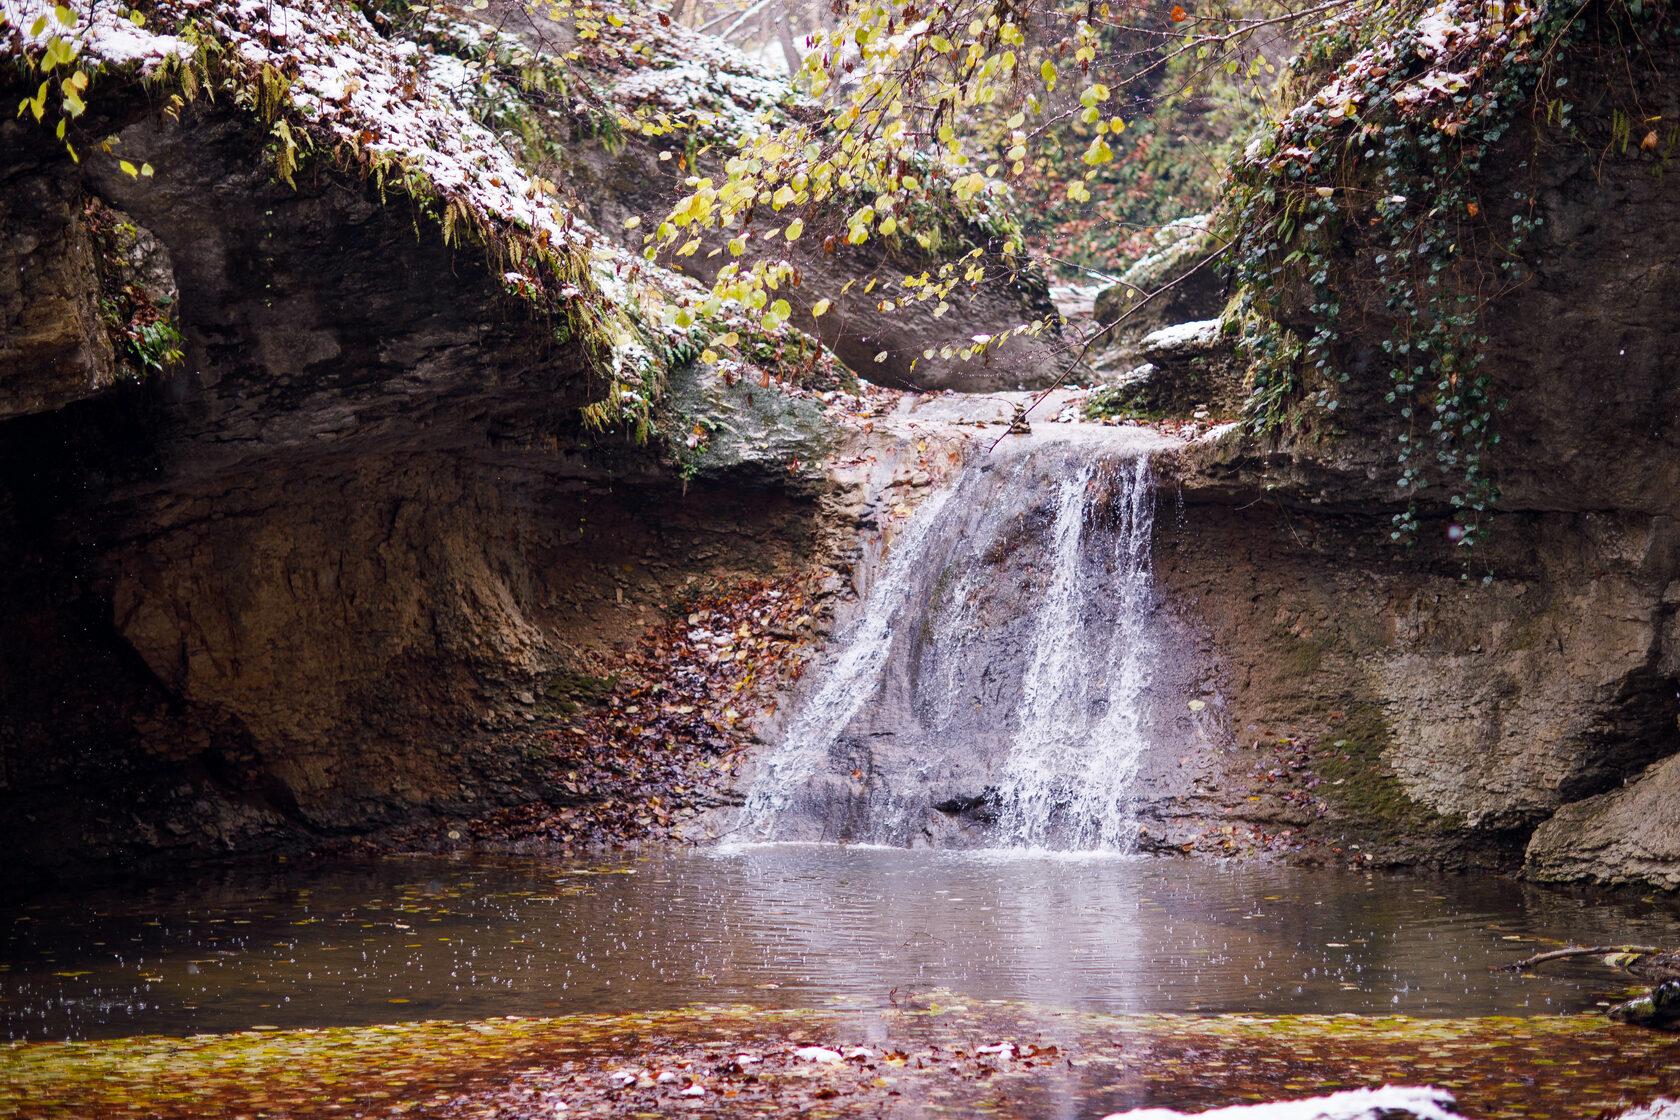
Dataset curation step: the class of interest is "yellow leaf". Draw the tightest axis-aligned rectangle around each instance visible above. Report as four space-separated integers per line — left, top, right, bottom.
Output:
119 159 138 177
785 218 803 241
701 348 718 363
812 298 831 317
624 216 641 228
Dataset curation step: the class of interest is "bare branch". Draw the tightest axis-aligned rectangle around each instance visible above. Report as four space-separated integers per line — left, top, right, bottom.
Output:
1491 945 1667 973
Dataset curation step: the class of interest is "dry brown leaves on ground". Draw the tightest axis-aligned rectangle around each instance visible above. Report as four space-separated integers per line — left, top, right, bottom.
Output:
440 573 826 849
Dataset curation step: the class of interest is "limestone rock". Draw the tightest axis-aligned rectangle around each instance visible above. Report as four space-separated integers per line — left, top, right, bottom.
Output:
1526 751 1680 890
0 133 116 420
0 102 830 888
1092 215 1224 338
665 357 834 486
1090 320 1244 418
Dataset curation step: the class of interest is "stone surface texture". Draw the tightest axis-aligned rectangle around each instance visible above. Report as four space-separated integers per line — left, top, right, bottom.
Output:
0 105 825 888
1154 31 1680 883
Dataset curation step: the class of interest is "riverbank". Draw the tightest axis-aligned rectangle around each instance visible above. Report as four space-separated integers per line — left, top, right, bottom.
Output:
6 1000 1679 1119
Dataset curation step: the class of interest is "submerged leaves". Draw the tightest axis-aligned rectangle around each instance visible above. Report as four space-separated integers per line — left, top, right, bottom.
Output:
4 1002 1678 1119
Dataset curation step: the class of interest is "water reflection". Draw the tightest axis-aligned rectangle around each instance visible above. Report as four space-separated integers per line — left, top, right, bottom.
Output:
3 846 1674 1040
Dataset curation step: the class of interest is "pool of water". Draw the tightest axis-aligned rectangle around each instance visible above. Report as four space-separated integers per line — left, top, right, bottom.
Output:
5 846 1676 1040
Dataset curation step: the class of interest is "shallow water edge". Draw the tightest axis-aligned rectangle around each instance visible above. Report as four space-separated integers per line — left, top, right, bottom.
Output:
4 1001 1679 1120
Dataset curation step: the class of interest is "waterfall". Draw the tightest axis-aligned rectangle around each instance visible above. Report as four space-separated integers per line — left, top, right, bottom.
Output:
735 431 1170 853
996 454 1156 849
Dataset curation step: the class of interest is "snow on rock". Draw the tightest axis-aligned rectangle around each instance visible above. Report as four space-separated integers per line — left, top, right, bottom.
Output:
1614 1102 1680 1120
592 0 816 144
1141 319 1222 352
1098 1085 1460 1120
1251 0 1547 168
1198 420 1241 443
604 45 797 144
2 0 192 68
2 0 715 401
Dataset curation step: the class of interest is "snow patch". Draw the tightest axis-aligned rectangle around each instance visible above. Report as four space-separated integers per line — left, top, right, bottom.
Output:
1099 1085 1459 1120
1141 320 1221 351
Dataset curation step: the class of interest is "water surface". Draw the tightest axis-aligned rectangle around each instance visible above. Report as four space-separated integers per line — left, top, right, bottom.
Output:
5 846 1675 1040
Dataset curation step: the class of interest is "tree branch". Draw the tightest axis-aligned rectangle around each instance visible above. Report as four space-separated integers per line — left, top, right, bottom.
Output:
1491 945 1667 972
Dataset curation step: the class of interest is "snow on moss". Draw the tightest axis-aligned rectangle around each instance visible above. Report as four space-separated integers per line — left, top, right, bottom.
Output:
4 0 748 421
596 4 801 144
1244 0 1547 166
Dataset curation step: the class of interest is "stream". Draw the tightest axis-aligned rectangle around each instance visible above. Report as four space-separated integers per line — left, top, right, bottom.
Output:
6 846 1677 1042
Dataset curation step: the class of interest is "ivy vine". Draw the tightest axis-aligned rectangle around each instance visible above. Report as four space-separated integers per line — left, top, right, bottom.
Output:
1223 0 1672 566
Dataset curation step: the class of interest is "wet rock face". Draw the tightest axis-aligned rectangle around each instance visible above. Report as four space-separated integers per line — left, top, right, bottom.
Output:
1153 36 1680 883
0 106 822 889
726 429 1223 851
0 142 117 419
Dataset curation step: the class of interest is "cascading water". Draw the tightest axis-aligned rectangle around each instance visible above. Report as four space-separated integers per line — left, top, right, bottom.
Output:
995 452 1156 849
735 427 1178 852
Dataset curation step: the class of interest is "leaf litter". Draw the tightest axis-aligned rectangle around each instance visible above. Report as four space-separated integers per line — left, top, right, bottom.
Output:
397 573 826 851
5 998 1679 1119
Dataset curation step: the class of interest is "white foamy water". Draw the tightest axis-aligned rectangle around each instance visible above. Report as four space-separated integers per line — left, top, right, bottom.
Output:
735 481 961 835
997 454 1157 849
738 430 1167 851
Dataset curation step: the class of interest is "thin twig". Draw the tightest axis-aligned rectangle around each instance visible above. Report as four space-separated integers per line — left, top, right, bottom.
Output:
1491 944 1666 972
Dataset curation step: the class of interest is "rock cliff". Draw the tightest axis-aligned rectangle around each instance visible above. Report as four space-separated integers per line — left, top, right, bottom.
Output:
1152 1 1680 884
0 0 844 889
4 0 1678 897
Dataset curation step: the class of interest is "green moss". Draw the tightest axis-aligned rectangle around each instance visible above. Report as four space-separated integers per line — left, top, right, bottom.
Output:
1315 702 1460 839
1281 637 1323 678
1082 382 1167 423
